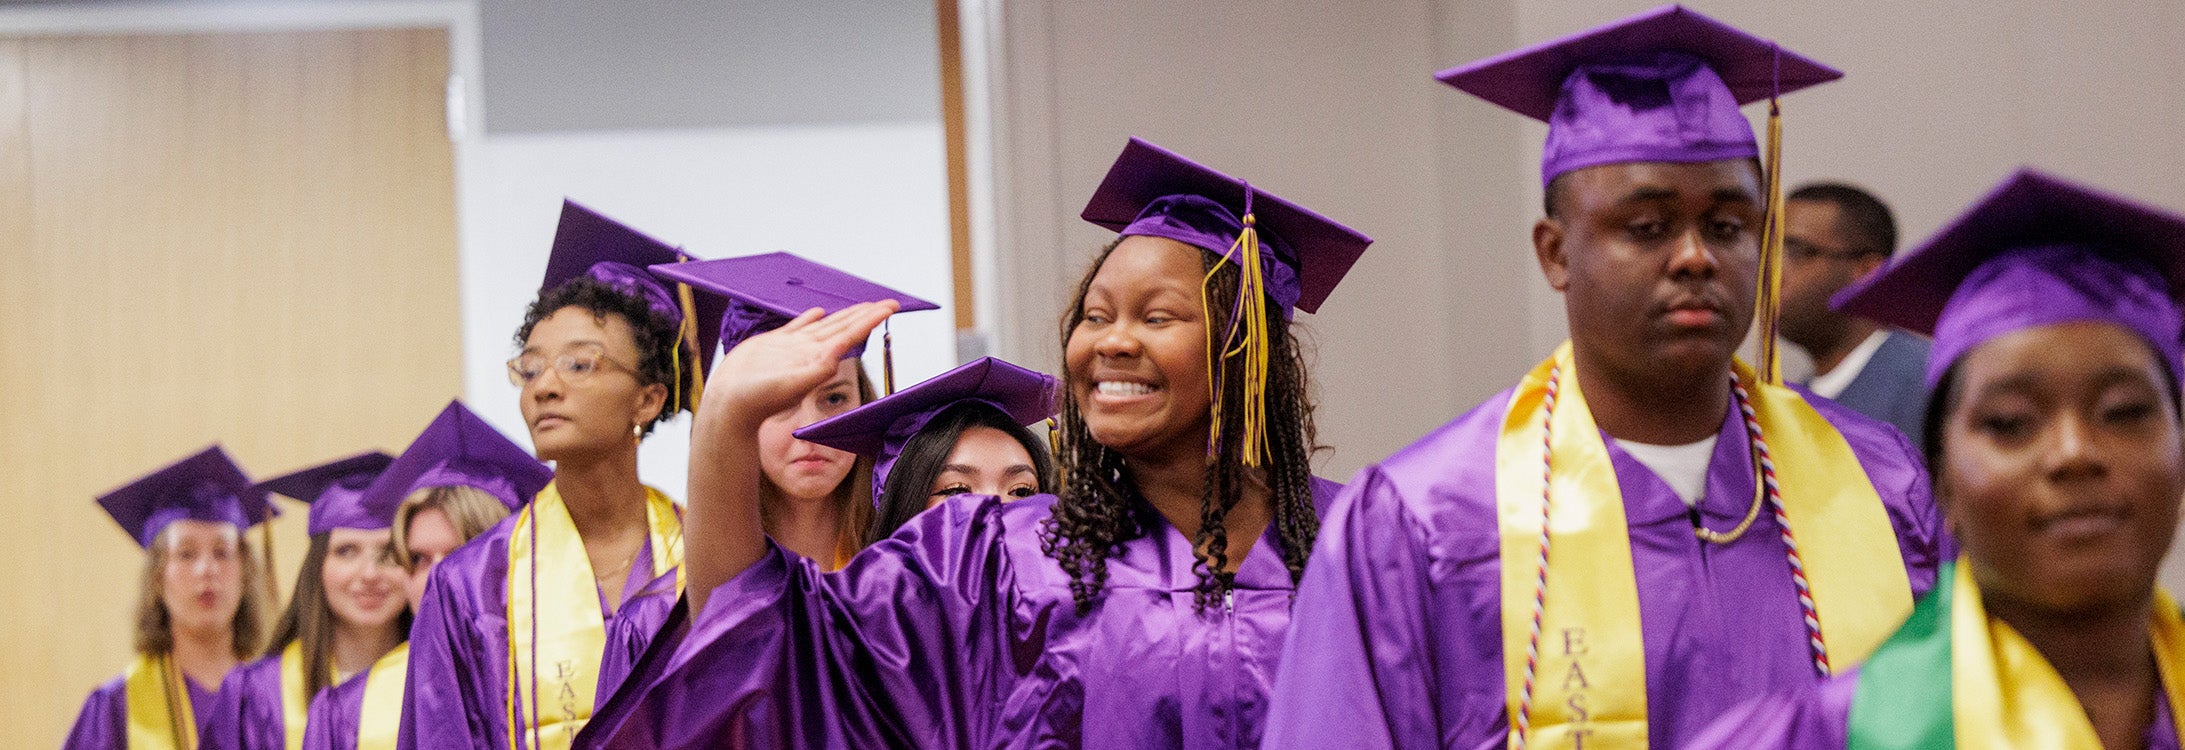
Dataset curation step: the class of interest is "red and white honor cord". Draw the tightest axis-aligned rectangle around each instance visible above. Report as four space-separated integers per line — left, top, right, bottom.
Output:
1512 370 1829 748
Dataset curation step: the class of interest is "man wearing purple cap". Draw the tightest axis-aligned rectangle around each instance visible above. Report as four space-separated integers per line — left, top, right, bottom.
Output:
1263 6 1943 749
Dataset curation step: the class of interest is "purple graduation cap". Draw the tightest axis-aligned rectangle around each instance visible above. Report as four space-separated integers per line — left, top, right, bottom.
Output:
96 445 275 549
794 356 1059 501
357 400 555 523
254 451 396 535
1436 4 1842 186
539 200 727 413
648 251 941 391
1835 169 2185 388
1079 137 1373 315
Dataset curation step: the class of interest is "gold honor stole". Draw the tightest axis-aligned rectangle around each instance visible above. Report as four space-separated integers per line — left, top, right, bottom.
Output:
504 484 683 750
1494 343 1912 748
1847 560 2185 749
277 641 309 750
122 653 196 750
355 642 408 750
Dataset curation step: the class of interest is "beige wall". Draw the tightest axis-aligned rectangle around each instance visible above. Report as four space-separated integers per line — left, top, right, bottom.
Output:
0 27 462 745
980 0 2185 577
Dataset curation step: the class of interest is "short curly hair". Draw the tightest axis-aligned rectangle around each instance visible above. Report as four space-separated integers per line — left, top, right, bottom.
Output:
513 275 684 435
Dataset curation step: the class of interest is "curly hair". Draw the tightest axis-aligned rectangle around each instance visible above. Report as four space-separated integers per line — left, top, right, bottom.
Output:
513 275 684 435
1041 238 1323 613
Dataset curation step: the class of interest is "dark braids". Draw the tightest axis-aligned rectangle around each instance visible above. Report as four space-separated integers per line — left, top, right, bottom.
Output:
1041 238 1324 614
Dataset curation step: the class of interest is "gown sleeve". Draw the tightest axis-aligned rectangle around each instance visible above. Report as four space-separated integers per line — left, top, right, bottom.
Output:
61 678 125 750
398 554 504 750
588 494 1030 750
1260 467 1455 750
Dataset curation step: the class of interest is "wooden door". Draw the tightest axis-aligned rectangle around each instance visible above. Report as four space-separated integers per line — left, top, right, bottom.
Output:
0 27 462 743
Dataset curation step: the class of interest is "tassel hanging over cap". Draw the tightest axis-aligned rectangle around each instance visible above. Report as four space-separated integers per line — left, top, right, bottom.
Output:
1754 46 1789 386
1201 189 1273 467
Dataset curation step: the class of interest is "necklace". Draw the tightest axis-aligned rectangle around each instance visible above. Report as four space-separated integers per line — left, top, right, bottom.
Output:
1512 367 1833 748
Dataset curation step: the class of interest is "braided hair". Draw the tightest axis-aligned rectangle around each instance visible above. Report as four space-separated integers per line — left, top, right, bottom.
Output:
1041 238 1323 614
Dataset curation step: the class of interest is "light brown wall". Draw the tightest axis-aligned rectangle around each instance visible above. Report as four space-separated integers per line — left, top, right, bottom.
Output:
984 0 2185 579
0 28 461 745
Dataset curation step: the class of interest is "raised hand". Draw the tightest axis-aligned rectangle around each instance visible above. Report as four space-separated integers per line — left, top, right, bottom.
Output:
684 299 897 609
703 300 901 428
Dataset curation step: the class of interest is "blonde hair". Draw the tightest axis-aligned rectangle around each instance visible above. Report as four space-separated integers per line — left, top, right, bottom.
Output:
133 525 266 661
391 485 514 570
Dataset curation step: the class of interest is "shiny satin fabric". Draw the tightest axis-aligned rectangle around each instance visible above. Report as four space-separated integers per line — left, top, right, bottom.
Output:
65 660 218 750
1687 562 2185 749
301 642 407 750
582 478 1341 749
200 645 309 750
397 498 683 750
1260 386 1943 749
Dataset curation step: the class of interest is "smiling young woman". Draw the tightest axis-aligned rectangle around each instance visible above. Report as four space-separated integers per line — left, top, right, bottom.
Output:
200 452 404 750
295 400 551 750
1690 171 2185 749
68 447 270 750
580 137 1372 750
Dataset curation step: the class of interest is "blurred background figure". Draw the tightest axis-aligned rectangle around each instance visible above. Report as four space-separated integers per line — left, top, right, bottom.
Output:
1780 181 1930 443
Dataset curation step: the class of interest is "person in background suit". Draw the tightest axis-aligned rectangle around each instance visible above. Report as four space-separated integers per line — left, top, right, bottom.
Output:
1780 182 1932 444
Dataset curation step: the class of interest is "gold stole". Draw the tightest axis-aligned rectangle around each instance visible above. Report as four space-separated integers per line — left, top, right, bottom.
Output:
355 642 408 750
276 641 308 750
504 484 683 750
1952 561 2185 746
1493 344 1912 748
122 653 196 750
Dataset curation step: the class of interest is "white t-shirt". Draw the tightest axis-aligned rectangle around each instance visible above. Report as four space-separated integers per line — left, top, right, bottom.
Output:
1616 436 1718 507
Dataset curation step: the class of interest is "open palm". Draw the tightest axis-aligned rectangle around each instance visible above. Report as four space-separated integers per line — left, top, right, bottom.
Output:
708 301 899 420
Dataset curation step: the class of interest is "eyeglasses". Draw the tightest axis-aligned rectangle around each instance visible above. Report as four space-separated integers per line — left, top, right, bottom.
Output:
1784 238 1880 263
506 346 640 387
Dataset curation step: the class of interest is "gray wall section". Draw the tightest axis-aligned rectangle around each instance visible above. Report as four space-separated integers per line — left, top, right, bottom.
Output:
482 0 941 133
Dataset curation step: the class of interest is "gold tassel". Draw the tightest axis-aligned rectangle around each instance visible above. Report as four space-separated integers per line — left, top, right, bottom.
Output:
883 319 897 395
675 277 704 412
1755 98 1787 386
259 513 278 612
1200 212 1273 467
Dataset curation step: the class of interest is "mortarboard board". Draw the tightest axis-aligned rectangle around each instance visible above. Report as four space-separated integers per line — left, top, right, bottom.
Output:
1835 169 2185 388
358 400 554 524
254 451 396 535
97 445 275 549
794 356 1058 502
1437 5 1841 383
1079 137 1373 316
1080 137 1374 465
539 199 727 413
1435 4 1841 186
648 251 941 392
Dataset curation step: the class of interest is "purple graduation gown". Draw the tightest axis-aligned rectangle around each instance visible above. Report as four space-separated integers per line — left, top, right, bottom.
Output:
200 652 290 750
1261 387 1945 750
396 513 680 750
303 651 407 750
1686 669 2180 749
63 672 219 750
582 477 1343 749
303 666 367 750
